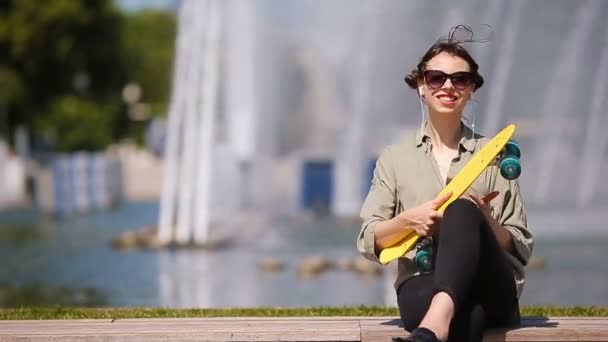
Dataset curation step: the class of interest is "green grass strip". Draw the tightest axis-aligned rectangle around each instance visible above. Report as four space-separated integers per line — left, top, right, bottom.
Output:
1 306 608 320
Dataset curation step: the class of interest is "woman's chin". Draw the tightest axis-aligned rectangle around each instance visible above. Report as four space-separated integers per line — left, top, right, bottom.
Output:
430 105 462 116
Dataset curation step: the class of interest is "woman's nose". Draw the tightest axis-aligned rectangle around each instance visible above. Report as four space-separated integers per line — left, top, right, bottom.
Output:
442 78 455 90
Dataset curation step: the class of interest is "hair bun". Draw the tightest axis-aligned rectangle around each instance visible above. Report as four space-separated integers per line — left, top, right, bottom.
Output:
404 70 419 89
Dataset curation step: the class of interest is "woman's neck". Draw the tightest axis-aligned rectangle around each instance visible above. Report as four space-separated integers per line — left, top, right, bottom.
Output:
426 111 462 150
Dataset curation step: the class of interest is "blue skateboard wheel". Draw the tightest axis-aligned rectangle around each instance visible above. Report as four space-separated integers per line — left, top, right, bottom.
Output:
415 249 433 273
504 140 521 158
500 156 521 180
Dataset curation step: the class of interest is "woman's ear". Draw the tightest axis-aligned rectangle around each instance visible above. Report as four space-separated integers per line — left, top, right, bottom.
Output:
418 83 425 97
418 86 427 104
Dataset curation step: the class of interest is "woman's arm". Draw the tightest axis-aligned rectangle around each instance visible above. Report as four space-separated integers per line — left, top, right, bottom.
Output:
358 146 399 263
497 180 533 265
358 146 452 262
486 215 513 252
374 214 414 249
464 191 514 252
375 191 453 249
466 180 532 259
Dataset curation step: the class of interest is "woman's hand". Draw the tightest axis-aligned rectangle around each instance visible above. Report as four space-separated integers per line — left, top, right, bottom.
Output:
463 190 499 220
397 192 452 237
463 190 513 252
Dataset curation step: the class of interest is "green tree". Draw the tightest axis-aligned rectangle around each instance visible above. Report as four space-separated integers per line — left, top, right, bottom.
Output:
122 9 176 116
0 0 127 149
0 1 177 151
113 9 176 144
33 95 117 152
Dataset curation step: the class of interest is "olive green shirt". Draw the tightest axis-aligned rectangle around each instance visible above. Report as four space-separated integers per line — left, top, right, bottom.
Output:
357 121 534 298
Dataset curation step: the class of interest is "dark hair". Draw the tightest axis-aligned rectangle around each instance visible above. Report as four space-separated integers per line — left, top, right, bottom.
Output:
405 25 485 91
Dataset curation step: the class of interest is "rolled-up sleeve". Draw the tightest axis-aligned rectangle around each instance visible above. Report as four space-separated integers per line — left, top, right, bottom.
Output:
358 146 397 263
495 178 534 266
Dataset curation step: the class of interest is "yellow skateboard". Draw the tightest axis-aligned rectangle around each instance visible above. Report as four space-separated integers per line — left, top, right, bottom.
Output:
378 124 520 265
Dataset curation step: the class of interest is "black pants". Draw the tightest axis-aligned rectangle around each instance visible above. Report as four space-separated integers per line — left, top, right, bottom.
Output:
397 199 520 342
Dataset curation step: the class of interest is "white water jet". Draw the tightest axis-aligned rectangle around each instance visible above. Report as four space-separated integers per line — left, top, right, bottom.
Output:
473 0 502 66
193 0 222 244
157 0 194 244
480 0 524 135
225 0 258 210
533 0 600 204
332 7 378 217
175 0 207 244
158 0 222 245
298 51 340 157
577 20 608 207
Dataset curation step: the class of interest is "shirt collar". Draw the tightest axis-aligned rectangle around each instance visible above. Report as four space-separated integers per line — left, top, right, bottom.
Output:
415 120 477 152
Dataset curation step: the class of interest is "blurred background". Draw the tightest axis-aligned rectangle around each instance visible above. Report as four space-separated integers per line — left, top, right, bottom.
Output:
1 0 607 308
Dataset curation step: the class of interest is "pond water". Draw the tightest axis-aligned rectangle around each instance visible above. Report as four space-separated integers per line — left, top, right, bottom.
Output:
1 202 607 308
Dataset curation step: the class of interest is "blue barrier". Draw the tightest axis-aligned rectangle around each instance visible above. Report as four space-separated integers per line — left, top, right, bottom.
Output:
363 157 377 197
300 160 333 212
47 153 122 216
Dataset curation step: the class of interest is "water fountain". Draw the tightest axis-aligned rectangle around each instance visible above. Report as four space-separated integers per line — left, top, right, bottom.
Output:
577 20 608 207
225 1 258 210
192 0 222 244
151 0 608 308
157 0 608 235
532 0 600 204
332 6 378 218
158 0 222 245
174 0 204 244
157 0 192 245
472 0 501 67
480 0 524 135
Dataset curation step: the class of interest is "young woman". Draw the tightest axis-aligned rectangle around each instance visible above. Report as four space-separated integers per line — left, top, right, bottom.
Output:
357 27 534 342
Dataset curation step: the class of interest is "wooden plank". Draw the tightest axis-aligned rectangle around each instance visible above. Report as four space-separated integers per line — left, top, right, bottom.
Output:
358 317 608 342
486 317 608 342
0 318 361 342
2 317 608 341
0 318 361 332
359 317 404 342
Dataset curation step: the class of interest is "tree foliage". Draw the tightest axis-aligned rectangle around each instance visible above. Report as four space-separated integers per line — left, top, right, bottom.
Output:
0 0 176 151
33 95 118 151
123 10 176 116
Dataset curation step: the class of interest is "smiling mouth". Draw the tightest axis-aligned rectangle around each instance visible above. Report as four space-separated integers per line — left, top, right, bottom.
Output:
437 94 458 104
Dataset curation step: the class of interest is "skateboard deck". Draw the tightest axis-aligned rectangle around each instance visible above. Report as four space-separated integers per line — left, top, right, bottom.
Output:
378 124 517 265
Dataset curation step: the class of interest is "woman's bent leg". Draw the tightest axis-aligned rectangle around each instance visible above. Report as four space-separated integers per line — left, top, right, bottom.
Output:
434 199 519 325
397 199 519 341
397 274 434 332
397 275 485 341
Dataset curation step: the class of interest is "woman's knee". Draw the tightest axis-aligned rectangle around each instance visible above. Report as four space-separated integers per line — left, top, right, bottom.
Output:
438 199 486 239
443 199 483 224
444 198 478 214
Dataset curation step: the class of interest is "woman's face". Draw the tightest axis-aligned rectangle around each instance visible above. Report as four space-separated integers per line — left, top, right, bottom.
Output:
418 52 474 116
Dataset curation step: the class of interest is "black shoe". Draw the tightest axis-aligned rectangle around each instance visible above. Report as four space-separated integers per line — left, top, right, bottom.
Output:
392 327 440 342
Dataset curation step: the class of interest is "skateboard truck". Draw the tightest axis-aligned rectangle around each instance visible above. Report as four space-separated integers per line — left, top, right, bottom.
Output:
496 140 521 180
414 237 434 273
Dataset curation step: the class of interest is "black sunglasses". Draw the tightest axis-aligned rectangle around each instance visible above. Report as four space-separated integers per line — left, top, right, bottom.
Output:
423 70 475 90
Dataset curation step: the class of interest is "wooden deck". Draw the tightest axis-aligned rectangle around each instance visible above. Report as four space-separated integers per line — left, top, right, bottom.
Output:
1 317 608 341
